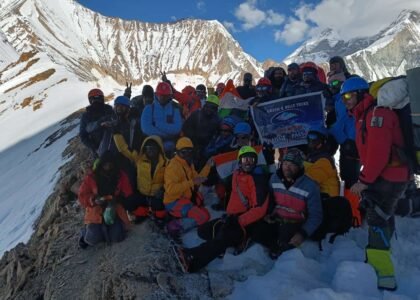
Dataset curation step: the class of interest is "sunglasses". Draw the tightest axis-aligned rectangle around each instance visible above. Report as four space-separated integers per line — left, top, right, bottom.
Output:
220 128 232 133
329 80 341 87
303 71 315 76
307 133 322 141
144 145 158 150
342 92 355 101
179 148 193 155
236 134 250 140
256 86 270 92
240 156 256 164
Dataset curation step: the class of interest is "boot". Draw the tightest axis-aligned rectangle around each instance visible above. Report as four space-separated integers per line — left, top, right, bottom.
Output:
366 248 397 290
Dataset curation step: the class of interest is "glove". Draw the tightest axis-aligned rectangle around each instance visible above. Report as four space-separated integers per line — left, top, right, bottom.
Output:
341 139 358 158
124 82 132 99
262 142 275 165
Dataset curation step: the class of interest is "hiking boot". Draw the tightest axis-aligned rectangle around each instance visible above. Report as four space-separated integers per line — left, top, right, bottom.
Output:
171 245 192 273
78 231 88 250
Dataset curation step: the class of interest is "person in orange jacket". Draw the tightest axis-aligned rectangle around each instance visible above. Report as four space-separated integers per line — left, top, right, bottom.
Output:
173 146 270 272
78 151 133 247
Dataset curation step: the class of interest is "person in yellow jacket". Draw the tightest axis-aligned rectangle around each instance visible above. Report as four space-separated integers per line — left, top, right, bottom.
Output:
165 137 212 239
114 134 167 224
304 126 340 197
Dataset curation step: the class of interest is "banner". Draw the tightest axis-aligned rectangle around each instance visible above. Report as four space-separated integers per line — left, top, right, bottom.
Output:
250 92 325 148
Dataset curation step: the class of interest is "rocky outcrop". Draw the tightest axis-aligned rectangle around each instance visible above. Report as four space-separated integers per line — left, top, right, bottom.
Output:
0 111 213 300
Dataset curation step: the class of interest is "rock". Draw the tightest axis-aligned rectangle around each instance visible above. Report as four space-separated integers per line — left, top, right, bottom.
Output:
208 271 234 299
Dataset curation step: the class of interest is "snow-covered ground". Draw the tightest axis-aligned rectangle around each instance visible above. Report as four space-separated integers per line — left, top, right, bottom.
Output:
183 190 420 300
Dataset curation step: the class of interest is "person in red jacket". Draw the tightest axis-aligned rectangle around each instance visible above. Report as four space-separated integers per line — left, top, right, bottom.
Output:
173 146 270 272
78 151 133 247
341 77 409 290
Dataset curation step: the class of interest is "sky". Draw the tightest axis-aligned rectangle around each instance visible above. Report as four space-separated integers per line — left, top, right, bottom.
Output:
77 0 420 62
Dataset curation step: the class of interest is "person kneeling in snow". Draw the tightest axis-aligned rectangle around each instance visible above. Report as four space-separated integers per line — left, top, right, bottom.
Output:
252 148 323 259
78 151 133 247
174 146 270 272
164 137 212 239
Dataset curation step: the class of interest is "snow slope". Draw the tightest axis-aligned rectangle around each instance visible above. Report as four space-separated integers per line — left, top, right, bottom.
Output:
183 192 420 299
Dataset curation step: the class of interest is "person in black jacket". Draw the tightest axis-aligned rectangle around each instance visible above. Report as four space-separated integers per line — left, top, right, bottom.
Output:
182 95 221 169
79 88 114 158
236 73 256 99
280 63 302 98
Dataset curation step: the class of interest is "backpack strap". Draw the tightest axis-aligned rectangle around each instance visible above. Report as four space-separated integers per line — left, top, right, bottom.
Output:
361 102 376 144
235 174 250 209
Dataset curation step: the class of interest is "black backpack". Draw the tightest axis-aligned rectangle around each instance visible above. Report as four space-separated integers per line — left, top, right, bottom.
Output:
311 196 353 248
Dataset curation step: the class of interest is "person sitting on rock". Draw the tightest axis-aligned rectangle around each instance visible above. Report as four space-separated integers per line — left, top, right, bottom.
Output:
174 146 270 272
164 137 212 240
252 148 322 259
114 134 167 225
78 151 132 248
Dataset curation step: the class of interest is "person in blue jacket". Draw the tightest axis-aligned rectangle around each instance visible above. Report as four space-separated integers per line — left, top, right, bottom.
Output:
141 82 182 158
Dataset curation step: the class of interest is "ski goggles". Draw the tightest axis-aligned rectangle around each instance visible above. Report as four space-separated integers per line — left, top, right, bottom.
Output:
236 134 250 140
329 80 341 88
307 133 322 141
178 148 194 155
342 92 356 101
256 86 270 92
240 156 256 164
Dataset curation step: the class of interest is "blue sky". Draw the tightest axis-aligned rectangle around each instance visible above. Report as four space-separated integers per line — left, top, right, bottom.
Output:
77 0 418 62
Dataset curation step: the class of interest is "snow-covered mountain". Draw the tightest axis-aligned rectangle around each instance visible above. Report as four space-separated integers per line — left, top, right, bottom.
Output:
284 10 420 81
0 0 263 87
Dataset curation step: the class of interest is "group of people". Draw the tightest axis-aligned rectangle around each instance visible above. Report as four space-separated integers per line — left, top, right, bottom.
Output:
77 56 415 291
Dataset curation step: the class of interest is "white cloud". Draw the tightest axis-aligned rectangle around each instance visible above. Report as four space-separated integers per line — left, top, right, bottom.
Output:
197 0 205 11
266 10 285 25
276 0 420 45
170 16 177 21
234 0 285 30
275 18 309 45
223 21 239 33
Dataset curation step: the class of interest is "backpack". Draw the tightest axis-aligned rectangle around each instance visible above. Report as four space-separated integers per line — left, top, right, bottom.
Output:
364 76 420 175
311 196 353 247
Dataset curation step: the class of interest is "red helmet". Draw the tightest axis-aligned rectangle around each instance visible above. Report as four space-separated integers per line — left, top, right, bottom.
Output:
156 82 172 96
88 88 104 99
88 88 104 103
257 77 272 86
300 61 318 71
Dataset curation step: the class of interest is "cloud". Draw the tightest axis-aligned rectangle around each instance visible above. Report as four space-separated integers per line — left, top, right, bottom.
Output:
234 0 285 30
223 21 239 33
276 0 420 45
197 0 205 11
275 18 309 45
170 16 177 21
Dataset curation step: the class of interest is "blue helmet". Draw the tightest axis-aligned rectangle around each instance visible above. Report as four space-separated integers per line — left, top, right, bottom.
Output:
114 96 130 107
340 77 369 95
234 122 252 135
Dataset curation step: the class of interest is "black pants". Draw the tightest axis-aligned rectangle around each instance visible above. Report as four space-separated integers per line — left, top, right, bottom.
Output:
122 192 165 212
362 177 408 250
251 220 302 253
185 218 246 272
339 142 360 189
